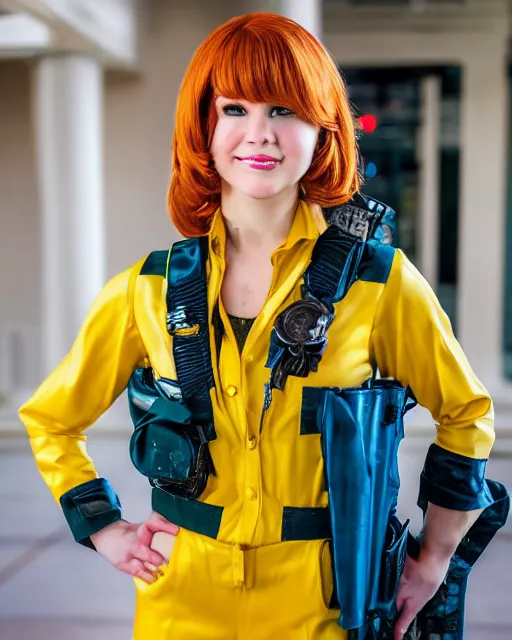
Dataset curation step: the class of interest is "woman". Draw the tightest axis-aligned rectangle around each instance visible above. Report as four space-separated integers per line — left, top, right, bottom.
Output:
19 12 502 640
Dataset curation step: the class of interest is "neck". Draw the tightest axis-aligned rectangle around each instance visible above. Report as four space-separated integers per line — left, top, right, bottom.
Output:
220 183 300 255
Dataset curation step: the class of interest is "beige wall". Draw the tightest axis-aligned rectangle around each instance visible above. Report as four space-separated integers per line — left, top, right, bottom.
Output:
104 0 261 277
0 0 287 316
0 0 266 386
0 61 40 327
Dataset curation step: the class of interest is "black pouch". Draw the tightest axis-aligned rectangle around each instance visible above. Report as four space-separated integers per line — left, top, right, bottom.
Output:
127 367 215 499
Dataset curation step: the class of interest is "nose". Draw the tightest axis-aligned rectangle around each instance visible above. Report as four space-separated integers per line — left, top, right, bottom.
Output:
245 110 276 145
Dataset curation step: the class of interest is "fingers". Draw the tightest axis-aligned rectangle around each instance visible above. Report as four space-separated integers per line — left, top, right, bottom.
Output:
136 521 153 548
124 558 158 584
145 512 180 536
134 542 165 568
136 518 179 550
394 600 416 640
132 513 178 578
395 588 405 614
144 561 163 577
136 521 162 550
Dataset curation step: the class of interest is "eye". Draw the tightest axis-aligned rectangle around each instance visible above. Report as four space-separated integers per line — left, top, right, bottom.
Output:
222 104 246 116
270 106 295 117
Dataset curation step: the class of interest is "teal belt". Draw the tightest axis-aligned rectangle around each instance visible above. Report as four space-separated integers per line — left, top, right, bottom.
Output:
152 487 332 541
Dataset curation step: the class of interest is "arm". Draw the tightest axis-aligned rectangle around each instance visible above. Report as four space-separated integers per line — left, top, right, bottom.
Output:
390 504 482 640
370 249 494 504
369 249 494 637
19 258 147 547
421 503 483 562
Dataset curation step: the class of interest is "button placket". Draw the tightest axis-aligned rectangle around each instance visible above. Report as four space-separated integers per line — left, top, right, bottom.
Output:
241 430 262 537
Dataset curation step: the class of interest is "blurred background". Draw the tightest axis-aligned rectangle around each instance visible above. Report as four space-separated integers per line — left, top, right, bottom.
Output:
0 0 511 638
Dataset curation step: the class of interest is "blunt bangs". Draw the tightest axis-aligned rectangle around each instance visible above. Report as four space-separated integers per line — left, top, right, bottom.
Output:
209 17 337 127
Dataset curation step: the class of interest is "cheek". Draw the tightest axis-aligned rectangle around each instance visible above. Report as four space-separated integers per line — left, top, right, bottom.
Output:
210 120 242 162
280 124 319 166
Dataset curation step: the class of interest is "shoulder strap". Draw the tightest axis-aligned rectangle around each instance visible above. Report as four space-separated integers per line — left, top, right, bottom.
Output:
266 226 366 391
140 250 168 276
304 224 365 306
266 190 399 392
165 236 214 427
309 191 398 305
323 192 398 247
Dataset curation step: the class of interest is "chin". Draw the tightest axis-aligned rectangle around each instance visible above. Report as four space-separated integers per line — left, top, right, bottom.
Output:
245 190 281 200
239 182 289 200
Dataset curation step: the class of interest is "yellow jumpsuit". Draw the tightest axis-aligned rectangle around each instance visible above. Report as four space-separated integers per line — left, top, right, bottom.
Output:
19 201 494 639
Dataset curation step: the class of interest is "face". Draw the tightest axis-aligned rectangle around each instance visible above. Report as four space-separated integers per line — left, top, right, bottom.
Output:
210 96 320 201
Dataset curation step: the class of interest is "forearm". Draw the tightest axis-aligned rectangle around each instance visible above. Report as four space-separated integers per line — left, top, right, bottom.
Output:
419 503 483 563
25 426 98 503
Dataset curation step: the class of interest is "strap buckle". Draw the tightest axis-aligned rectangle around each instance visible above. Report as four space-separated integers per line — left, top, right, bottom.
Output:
166 306 200 336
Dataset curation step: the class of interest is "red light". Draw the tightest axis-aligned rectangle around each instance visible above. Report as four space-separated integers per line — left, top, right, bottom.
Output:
358 114 377 133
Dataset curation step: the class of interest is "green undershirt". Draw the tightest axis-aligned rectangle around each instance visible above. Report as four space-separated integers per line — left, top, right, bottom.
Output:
227 314 256 354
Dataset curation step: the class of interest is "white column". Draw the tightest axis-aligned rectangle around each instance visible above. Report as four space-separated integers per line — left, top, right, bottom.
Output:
417 75 441 290
277 0 323 41
34 54 105 374
457 47 509 390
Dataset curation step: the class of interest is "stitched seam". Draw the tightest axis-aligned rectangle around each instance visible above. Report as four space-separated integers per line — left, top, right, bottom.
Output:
368 249 399 368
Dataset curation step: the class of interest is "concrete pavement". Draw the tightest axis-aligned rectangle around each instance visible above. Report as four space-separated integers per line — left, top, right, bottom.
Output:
0 433 510 639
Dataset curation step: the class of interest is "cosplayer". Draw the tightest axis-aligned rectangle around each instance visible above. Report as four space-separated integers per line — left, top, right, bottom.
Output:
19 12 508 640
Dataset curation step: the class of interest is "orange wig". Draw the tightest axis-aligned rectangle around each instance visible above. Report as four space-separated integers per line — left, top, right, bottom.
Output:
168 12 361 237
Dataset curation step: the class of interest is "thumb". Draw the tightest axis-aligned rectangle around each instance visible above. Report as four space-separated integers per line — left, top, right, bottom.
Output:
137 513 179 545
146 511 180 535
136 520 153 548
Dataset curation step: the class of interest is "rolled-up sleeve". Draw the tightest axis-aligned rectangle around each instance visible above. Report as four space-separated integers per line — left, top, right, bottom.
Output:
19 258 147 546
370 249 495 511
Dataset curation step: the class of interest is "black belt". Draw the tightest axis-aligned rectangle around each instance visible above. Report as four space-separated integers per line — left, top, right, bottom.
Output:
152 487 332 541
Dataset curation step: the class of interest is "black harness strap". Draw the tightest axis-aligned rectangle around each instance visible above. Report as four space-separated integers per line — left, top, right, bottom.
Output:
304 225 365 306
166 236 214 427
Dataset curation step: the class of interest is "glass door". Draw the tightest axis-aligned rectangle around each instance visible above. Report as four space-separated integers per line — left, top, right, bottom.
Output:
342 65 461 329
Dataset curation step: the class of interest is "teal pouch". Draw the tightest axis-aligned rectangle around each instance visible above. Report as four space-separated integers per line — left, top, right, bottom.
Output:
128 366 214 498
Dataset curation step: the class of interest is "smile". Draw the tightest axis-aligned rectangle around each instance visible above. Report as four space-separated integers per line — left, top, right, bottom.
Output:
236 156 281 171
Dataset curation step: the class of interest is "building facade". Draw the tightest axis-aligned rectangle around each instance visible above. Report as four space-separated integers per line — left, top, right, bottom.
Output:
0 0 511 447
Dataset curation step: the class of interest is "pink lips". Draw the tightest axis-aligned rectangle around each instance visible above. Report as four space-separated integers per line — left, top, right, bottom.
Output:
237 155 281 171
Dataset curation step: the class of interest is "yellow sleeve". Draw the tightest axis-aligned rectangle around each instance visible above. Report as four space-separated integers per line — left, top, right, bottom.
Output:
370 249 494 460
19 258 147 505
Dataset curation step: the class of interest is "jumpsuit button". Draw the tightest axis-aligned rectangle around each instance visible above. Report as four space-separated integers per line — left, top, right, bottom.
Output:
247 436 257 450
246 486 258 501
227 384 238 397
